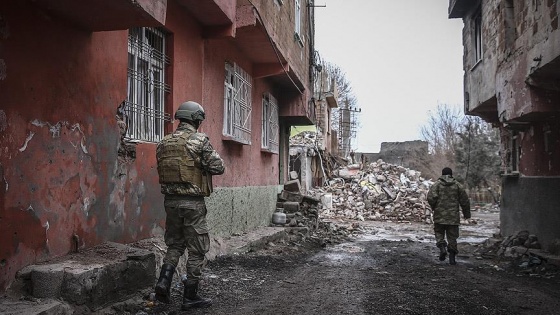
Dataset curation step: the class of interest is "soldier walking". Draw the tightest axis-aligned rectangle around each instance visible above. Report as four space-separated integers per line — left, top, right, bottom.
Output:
427 167 471 265
154 101 225 309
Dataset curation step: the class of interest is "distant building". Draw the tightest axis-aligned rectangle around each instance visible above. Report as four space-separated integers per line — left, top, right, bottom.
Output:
356 140 430 175
449 0 560 248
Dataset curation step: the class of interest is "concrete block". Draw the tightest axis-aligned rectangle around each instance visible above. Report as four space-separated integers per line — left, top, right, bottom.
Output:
283 180 301 192
283 201 300 213
278 190 303 203
31 266 65 298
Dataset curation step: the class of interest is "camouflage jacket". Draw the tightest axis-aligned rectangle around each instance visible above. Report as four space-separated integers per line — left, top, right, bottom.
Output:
427 175 471 225
159 122 225 196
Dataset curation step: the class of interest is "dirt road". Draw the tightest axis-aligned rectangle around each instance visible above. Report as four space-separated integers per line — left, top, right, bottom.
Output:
132 210 560 315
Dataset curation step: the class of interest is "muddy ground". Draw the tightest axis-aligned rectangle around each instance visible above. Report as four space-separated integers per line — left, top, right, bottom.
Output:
108 210 560 315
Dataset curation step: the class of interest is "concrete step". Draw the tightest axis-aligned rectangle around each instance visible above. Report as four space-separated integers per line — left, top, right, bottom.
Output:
8 242 155 312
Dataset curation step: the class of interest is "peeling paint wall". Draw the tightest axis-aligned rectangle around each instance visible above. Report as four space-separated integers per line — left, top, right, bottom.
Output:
0 1 158 292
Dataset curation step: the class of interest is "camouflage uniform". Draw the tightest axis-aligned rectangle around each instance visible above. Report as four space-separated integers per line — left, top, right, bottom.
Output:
427 175 471 253
158 122 225 281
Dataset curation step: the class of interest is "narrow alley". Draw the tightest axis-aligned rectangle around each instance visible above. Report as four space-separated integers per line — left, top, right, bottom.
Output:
128 210 560 315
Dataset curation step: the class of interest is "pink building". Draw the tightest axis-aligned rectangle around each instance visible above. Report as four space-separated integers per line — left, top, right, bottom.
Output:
0 0 316 292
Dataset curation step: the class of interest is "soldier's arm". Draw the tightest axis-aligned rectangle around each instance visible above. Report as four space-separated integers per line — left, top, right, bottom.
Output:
459 187 471 219
427 184 438 209
200 137 225 175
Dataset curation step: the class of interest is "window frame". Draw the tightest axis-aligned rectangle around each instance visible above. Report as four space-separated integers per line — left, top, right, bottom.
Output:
473 7 483 64
261 93 279 154
295 0 301 35
294 0 305 47
223 61 252 145
125 27 171 143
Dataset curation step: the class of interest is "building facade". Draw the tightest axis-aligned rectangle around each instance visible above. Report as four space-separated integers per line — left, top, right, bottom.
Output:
449 0 560 248
0 0 316 292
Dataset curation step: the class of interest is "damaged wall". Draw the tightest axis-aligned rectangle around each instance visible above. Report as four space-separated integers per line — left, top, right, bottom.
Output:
0 2 164 292
355 141 430 178
451 0 560 249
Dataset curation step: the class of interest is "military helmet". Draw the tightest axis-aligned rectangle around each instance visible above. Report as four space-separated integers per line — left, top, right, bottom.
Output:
174 101 206 122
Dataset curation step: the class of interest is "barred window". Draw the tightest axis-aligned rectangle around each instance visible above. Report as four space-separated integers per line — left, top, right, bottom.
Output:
262 93 279 154
125 27 171 142
223 62 252 145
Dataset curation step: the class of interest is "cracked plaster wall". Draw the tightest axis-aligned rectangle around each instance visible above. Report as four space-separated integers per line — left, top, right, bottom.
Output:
0 2 163 292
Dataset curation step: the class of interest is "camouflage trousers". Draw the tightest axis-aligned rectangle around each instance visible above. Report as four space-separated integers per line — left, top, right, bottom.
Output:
434 223 460 253
163 195 210 281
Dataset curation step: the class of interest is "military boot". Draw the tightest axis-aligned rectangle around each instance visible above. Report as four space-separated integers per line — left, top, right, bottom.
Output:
182 279 212 309
438 245 447 261
449 251 457 265
155 263 175 303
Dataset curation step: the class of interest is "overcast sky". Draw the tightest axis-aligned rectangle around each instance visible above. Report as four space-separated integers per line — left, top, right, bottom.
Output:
314 0 465 152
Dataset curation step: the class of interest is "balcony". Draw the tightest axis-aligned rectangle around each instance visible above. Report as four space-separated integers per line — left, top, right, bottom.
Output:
32 0 167 31
448 0 477 19
176 0 235 26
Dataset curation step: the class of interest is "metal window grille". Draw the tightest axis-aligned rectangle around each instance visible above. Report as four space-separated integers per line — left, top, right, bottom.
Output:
125 27 171 142
223 62 252 144
262 93 279 153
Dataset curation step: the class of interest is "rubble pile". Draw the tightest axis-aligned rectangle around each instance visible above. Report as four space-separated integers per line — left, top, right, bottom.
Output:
274 180 358 244
309 159 433 224
275 181 321 230
289 130 318 147
475 231 560 276
478 230 543 260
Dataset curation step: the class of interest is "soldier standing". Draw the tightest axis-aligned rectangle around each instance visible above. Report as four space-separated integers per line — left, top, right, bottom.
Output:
427 167 471 265
154 101 225 309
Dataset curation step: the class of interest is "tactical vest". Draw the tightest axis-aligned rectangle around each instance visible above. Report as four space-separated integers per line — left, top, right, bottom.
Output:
156 131 211 196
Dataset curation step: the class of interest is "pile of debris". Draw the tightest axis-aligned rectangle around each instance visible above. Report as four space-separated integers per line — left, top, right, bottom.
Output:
275 180 321 230
475 231 560 276
309 159 433 224
274 180 355 244
478 230 543 260
289 130 318 147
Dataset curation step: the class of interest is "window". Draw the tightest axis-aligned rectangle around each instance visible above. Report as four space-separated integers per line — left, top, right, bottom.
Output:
295 0 301 36
510 131 519 172
504 0 517 50
502 129 520 174
294 0 305 47
125 27 171 142
473 7 483 63
223 62 252 144
262 93 279 154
